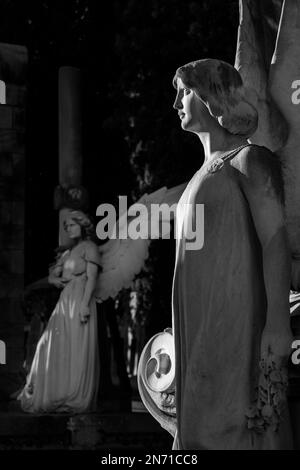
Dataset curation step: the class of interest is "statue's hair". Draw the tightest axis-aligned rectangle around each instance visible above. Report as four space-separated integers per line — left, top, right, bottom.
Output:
173 59 258 138
64 210 95 240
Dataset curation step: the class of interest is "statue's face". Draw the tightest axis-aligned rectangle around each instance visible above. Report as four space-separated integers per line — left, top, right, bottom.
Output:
173 78 214 134
65 219 82 239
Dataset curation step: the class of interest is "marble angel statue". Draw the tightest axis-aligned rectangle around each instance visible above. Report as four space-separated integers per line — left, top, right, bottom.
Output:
136 0 300 450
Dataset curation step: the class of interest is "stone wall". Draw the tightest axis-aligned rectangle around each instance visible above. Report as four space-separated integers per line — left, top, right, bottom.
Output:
0 43 27 401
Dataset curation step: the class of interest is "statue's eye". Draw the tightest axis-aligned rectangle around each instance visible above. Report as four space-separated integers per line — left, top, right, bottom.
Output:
183 88 191 95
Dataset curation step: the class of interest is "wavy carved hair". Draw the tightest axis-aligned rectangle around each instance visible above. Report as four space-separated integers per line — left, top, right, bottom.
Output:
173 58 258 138
63 210 95 241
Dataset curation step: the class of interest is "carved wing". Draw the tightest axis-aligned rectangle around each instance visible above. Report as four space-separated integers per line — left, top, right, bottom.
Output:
269 0 300 259
235 0 300 287
95 183 187 302
234 0 286 151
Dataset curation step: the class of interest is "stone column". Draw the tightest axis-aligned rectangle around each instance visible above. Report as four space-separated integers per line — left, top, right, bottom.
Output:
0 43 27 401
57 66 83 247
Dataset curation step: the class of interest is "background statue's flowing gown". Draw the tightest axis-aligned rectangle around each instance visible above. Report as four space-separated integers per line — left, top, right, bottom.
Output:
172 146 292 450
18 240 100 413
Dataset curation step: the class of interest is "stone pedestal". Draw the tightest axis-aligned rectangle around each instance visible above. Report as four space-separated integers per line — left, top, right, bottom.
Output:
67 413 173 450
0 43 27 401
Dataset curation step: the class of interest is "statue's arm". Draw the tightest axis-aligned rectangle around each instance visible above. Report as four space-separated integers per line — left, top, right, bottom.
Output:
48 252 68 288
235 146 292 359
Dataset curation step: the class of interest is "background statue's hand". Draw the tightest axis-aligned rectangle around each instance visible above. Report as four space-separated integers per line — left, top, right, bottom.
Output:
79 304 90 324
49 275 67 289
260 326 293 363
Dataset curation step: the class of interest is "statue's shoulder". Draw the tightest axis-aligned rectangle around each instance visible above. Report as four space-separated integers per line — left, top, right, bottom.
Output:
80 239 97 249
80 239 101 266
231 144 284 201
232 144 276 169
231 144 281 178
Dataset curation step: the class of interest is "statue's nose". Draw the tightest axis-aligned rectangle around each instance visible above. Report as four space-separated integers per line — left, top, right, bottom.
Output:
173 96 182 110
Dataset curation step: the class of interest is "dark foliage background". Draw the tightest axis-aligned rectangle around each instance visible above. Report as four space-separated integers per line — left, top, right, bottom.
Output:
0 0 238 337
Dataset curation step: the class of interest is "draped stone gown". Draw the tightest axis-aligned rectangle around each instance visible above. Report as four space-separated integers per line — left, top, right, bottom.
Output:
172 145 292 449
18 240 100 413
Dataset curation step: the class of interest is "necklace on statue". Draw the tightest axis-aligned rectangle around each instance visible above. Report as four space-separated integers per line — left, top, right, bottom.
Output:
207 144 250 174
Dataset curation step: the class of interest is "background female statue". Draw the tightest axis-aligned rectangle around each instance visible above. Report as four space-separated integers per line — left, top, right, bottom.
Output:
18 211 101 413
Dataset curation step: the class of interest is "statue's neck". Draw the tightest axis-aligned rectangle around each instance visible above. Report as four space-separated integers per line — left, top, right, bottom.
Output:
197 131 248 162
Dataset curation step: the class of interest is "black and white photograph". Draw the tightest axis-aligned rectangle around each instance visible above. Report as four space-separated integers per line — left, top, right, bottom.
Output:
0 0 300 457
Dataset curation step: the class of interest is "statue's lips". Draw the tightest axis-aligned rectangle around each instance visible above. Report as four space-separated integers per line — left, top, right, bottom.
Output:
179 113 185 119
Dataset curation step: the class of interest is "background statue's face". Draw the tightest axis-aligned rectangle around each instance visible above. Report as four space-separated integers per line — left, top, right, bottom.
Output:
65 219 82 239
173 78 216 134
